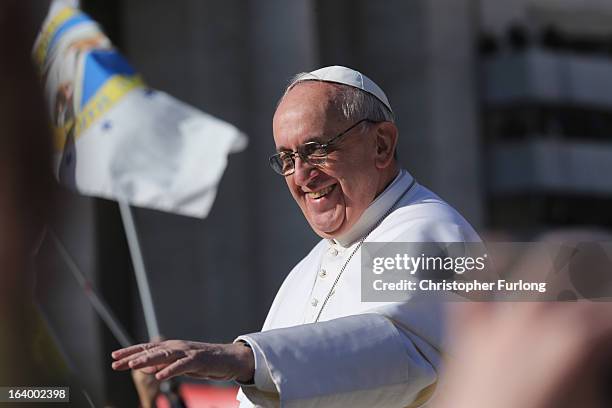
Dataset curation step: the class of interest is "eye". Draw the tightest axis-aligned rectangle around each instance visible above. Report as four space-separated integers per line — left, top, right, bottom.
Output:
277 152 294 171
278 151 293 163
302 142 327 158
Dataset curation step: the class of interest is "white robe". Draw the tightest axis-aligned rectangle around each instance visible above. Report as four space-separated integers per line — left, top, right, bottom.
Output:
236 169 480 407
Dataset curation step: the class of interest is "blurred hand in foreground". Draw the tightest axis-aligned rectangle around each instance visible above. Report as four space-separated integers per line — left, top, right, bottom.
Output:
434 302 612 408
130 335 165 408
131 368 160 408
112 340 254 383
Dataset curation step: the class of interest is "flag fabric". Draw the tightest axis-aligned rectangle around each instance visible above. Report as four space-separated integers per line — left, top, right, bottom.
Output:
33 1 247 218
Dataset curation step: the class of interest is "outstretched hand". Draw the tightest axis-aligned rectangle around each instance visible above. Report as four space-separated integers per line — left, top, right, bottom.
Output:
111 340 254 383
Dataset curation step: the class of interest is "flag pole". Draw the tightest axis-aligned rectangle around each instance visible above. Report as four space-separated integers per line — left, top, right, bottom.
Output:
48 228 134 348
117 199 160 340
117 201 187 408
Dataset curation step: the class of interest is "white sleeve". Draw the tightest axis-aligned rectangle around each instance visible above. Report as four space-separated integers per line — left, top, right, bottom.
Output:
235 308 440 408
233 337 278 393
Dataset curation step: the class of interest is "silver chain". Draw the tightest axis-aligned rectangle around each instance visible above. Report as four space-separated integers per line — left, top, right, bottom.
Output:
314 178 416 323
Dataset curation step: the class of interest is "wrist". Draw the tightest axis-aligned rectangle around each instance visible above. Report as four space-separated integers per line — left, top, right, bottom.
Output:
233 341 255 383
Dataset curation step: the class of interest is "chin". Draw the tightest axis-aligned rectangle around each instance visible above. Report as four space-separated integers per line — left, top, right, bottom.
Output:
313 230 335 239
310 222 345 239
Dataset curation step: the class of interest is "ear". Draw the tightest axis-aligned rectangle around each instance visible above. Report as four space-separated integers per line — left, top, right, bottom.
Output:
374 122 398 169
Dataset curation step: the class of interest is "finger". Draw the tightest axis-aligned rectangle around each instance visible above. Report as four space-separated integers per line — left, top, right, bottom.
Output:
128 348 183 370
112 346 162 371
155 356 193 381
111 342 159 360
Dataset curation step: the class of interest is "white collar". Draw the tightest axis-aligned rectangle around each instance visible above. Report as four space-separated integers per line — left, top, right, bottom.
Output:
331 169 414 248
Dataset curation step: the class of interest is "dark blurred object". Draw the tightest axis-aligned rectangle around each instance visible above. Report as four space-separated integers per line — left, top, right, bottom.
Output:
0 0 54 251
541 25 612 57
0 3 98 404
81 0 123 50
507 23 530 51
571 33 608 55
479 32 498 56
0 0 55 385
485 104 612 143
541 25 568 51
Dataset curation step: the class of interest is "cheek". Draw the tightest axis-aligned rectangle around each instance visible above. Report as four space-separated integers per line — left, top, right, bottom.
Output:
337 170 378 208
286 177 305 206
285 178 298 197
336 148 376 181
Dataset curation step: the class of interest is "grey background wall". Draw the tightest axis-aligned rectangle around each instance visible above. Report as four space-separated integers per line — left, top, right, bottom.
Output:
33 0 612 405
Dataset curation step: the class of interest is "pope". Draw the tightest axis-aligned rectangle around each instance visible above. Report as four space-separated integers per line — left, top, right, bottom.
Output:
112 66 480 407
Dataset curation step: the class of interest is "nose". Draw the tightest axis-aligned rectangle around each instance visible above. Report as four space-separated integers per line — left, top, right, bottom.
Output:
292 156 317 186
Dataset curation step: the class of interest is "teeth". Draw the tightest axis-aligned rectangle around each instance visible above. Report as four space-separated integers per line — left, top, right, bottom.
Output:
307 185 335 199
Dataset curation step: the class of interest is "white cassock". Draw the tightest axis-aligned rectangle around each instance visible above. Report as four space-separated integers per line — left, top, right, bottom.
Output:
235 169 480 407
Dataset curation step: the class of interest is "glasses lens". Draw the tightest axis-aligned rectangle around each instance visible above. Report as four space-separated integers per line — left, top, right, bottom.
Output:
269 144 330 175
270 153 294 175
301 142 327 158
300 143 327 166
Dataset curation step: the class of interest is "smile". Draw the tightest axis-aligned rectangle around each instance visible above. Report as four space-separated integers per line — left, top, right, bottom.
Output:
306 184 336 199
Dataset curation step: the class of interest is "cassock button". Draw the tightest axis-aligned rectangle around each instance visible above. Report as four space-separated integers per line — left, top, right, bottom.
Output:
319 269 327 278
311 298 318 307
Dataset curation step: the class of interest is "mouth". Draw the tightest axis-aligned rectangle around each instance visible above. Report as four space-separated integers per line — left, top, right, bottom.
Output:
305 184 336 200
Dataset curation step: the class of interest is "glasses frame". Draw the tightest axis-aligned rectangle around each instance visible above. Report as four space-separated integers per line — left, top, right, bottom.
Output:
269 118 377 176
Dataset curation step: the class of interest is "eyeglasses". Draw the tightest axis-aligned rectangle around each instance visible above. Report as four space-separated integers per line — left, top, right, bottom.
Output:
269 119 374 176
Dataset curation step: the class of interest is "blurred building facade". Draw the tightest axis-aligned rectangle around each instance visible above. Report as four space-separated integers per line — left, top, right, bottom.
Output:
35 0 612 404
479 0 612 230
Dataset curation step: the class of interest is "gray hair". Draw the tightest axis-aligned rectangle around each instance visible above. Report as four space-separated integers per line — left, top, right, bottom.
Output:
282 73 395 124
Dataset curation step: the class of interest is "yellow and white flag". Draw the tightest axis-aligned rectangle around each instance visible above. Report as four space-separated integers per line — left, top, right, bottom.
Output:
33 1 247 218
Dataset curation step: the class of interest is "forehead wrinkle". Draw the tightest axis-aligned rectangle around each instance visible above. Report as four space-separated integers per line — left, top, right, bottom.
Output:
273 82 348 151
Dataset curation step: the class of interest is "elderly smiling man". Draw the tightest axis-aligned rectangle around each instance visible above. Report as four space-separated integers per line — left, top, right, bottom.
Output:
112 66 480 407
